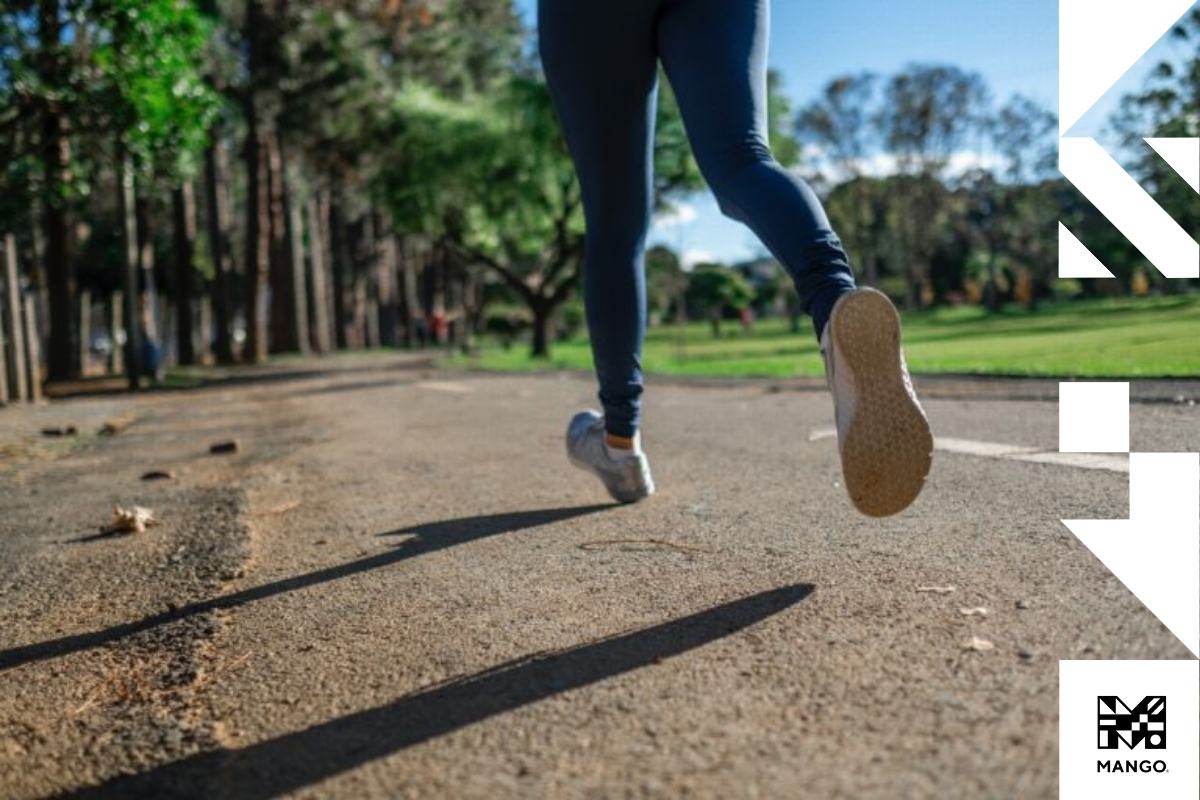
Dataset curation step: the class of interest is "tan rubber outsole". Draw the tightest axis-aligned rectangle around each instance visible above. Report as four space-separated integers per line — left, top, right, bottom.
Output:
830 289 933 517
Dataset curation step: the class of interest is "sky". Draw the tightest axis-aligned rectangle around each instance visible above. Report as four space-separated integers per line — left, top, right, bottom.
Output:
514 0 1173 265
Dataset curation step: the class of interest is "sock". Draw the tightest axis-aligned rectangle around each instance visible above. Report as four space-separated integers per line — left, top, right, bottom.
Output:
605 432 642 461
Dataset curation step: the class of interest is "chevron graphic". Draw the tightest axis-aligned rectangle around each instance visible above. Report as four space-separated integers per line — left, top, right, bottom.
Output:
1058 0 1200 279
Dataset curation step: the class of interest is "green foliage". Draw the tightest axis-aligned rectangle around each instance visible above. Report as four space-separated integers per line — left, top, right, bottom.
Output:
645 245 686 321
1110 7 1200 249
92 0 220 177
653 76 704 201
383 77 575 261
686 263 755 335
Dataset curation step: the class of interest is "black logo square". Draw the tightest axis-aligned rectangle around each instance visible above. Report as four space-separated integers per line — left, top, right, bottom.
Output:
1098 696 1166 749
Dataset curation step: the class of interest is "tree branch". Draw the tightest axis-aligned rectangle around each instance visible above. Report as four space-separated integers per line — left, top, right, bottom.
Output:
547 253 583 307
442 237 534 303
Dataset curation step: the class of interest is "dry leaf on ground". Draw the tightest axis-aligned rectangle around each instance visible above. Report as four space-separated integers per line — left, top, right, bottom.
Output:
101 506 159 535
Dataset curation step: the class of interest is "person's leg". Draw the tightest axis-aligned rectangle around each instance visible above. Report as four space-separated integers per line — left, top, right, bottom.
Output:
655 0 856 337
538 0 659 439
657 0 931 517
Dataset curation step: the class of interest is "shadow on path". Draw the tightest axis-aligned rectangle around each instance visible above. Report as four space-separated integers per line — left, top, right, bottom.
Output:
67 583 813 799
0 505 611 673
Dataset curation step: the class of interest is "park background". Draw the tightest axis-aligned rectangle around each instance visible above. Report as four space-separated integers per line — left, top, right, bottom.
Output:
1 0 1198 402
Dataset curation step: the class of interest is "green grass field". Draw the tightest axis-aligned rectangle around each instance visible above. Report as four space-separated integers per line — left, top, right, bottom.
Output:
450 295 1200 379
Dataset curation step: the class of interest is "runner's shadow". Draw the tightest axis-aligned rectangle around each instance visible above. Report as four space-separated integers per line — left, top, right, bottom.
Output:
0 505 611 672
66 583 813 799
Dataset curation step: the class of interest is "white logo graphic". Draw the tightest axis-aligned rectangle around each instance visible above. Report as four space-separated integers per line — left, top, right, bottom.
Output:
1061 661 1198 798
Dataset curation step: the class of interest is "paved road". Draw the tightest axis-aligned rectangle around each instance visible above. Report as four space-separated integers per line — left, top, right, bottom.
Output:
1 357 1196 798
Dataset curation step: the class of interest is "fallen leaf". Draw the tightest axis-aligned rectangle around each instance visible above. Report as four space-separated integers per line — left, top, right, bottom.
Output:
101 505 159 535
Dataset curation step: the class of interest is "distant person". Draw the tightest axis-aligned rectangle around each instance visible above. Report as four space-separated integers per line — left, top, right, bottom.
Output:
543 0 933 516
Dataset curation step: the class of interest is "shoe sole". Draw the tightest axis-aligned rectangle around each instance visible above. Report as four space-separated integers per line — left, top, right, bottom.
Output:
830 288 933 517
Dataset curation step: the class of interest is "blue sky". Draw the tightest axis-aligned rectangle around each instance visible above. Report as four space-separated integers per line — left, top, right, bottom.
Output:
514 0 1167 264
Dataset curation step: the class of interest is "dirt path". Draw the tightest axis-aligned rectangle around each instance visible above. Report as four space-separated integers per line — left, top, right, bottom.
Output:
2 357 1195 798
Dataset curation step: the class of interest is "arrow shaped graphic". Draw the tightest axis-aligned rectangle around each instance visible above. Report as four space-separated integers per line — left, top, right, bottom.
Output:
1063 452 1200 658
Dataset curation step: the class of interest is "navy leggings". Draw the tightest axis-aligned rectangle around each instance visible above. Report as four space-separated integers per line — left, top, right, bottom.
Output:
539 0 856 438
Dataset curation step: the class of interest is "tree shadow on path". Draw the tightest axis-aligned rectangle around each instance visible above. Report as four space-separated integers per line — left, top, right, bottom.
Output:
67 583 814 799
0 505 611 673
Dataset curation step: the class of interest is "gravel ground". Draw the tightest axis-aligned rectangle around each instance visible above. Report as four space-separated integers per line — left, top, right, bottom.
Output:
1 356 1196 799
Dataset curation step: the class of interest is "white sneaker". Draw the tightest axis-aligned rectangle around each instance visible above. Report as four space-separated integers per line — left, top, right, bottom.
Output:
566 410 655 504
821 288 933 517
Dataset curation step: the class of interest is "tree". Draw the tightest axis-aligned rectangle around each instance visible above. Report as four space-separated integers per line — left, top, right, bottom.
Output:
796 73 884 284
0 1 77 380
645 245 686 324
876 64 989 308
1109 7 1200 293
0 0 217 382
685 264 755 337
382 71 702 358
990 94 1057 184
965 95 1057 310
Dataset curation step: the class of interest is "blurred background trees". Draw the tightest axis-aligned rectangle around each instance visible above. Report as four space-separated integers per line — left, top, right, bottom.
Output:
0 0 1196 384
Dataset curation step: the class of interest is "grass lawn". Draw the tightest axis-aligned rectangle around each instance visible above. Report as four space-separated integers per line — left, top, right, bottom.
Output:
450 295 1200 379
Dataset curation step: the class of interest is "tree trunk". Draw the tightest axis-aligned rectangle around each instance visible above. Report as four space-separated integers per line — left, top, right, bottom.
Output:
460 269 478 353
3 234 28 400
328 187 349 349
530 301 552 358
864 253 879 287
353 275 369 350
171 182 198 365
242 125 270 363
242 0 270 364
116 147 141 389
287 190 310 355
305 196 333 353
397 235 419 348
281 142 309 355
135 194 159 344
203 136 236 364
198 296 212 363
903 271 920 311
360 212 379 349
78 289 91 375
0 309 7 404
375 214 398 347
267 132 297 353
108 292 124 375
984 249 1000 313
22 295 42 401
39 0 74 381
